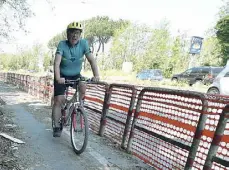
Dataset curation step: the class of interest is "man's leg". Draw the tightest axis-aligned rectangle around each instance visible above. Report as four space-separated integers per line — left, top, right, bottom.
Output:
52 79 66 137
52 95 65 127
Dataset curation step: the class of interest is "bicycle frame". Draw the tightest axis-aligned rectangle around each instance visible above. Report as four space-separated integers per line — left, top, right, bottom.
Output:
60 84 77 126
61 78 89 127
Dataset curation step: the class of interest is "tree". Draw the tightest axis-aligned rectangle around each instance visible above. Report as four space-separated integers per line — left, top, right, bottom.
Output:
0 43 48 72
218 0 229 18
110 23 152 70
43 52 52 71
0 0 32 41
0 54 11 70
214 0 229 65
47 16 130 70
109 19 178 76
48 16 129 54
143 20 171 74
166 36 185 76
84 16 129 55
47 32 66 50
198 36 221 66
215 15 229 65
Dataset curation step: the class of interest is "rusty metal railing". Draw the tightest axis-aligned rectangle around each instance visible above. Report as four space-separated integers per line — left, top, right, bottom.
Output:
127 87 209 169
99 83 137 149
203 104 229 169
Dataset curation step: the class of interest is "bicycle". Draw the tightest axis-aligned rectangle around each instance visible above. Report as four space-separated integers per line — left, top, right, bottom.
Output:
52 77 92 154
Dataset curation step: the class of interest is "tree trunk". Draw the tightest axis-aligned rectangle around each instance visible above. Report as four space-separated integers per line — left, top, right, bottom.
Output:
102 42 105 53
96 40 102 58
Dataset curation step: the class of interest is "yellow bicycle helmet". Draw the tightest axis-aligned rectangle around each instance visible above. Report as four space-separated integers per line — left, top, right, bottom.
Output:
67 22 83 31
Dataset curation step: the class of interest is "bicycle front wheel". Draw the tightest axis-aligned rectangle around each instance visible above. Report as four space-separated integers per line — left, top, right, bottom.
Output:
70 107 89 154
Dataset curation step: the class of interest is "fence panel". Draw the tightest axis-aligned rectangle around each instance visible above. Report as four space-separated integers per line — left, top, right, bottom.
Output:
128 87 206 169
99 84 137 149
201 95 229 170
84 82 109 134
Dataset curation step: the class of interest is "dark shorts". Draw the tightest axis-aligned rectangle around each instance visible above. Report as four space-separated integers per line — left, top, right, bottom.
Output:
54 74 81 96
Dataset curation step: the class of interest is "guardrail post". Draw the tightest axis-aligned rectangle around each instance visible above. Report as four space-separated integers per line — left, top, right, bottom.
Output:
20 74 23 89
8 73 11 83
184 97 208 170
11 73 14 84
15 73 18 86
121 87 137 149
99 84 110 136
37 77 41 99
23 75 26 91
127 89 144 153
28 75 31 94
25 75 29 92
203 104 229 169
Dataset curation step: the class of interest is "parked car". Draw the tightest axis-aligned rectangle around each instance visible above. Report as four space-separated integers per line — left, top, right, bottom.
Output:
136 69 163 81
207 66 229 95
171 66 224 86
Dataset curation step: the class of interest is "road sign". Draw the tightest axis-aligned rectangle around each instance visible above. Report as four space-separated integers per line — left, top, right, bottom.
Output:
189 36 204 54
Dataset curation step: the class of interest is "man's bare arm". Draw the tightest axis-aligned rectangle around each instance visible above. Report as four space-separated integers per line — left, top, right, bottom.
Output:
86 53 99 78
54 54 62 80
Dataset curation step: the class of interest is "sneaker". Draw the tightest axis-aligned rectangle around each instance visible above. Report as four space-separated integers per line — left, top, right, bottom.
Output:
53 127 62 137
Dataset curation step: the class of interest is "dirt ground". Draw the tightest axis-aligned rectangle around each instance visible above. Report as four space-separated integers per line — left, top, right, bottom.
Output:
0 99 26 170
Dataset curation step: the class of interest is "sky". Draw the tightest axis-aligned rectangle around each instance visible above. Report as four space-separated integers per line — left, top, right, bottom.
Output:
0 0 224 53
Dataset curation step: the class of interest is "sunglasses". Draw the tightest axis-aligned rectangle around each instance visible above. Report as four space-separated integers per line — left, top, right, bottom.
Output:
69 30 82 35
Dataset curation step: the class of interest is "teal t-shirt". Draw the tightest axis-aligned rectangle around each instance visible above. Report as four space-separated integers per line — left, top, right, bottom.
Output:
56 39 90 76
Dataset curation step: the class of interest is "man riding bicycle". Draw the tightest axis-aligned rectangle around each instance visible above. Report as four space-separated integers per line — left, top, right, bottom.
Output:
52 21 100 137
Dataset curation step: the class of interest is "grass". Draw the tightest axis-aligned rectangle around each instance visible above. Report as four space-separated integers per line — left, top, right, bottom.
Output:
1 69 209 93
83 69 209 93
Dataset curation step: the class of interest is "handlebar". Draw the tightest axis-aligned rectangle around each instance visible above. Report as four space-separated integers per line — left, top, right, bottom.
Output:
64 77 93 85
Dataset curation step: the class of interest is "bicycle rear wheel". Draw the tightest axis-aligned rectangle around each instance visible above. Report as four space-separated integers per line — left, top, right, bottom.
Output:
70 107 89 154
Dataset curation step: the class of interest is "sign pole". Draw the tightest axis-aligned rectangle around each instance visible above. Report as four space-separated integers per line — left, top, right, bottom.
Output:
188 53 195 68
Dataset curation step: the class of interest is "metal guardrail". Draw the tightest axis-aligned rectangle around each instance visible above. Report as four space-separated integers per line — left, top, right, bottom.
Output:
203 104 229 169
98 83 137 149
126 87 207 169
84 82 109 133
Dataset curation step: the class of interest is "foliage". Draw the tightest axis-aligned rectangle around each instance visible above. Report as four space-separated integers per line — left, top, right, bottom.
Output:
165 36 189 76
215 15 229 65
84 16 129 54
2 6 227 79
218 0 229 18
199 36 222 66
47 16 130 55
0 0 32 41
142 21 171 74
109 20 184 77
47 32 66 50
43 52 52 71
0 44 51 72
109 23 152 70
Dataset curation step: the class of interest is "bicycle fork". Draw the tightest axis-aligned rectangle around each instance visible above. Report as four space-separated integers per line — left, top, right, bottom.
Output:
72 108 83 132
